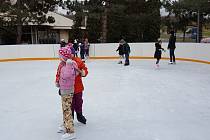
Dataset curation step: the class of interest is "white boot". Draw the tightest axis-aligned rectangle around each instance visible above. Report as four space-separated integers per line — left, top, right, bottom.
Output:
61 133 76 140
118 60 122 64
155 64 160 69
168 62 173 64
57 124 66 133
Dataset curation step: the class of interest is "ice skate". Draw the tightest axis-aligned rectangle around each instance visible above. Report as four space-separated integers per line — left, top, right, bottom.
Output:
124 63 129 66
118 61 122 64
77 113 87 124
168 62 173 64
155 64 160 69
61 133 76 140
57 124 66 133
72 110 74 120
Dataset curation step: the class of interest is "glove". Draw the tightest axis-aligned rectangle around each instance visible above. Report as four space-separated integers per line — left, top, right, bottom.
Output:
81 69 86 77
55 82 60 88
66 59 73 64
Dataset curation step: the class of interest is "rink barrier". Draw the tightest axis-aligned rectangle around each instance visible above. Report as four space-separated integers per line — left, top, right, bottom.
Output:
89 56 210 64
1 56 210 64
0 43 210 64
0 57 58 62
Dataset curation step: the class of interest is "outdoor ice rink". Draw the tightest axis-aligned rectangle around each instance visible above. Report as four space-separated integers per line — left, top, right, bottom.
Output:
0 59 210 140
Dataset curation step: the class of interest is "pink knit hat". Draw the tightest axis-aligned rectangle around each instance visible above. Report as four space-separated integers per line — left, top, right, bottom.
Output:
58 47 72 61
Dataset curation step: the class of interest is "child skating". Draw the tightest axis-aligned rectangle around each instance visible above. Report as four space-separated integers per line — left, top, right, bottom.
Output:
55 47 80 140
57 46 88 135
116 42 124 64
154 39 165 68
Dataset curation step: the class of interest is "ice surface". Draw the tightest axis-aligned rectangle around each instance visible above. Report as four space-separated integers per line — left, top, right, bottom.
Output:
0 60 210 140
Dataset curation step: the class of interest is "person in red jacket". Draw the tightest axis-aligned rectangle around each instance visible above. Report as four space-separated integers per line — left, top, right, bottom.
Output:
56 47 88 125
71 55 88 124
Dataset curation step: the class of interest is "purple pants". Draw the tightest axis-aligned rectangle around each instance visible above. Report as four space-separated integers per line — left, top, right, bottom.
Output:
72 92 83 113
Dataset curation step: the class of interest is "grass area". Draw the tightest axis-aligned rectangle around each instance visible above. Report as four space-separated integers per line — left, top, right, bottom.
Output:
160 33 195 42
160 26 210 42
203 29 210 37
176 37 195 42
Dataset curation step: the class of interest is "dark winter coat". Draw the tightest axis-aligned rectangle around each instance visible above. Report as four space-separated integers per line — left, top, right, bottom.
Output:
79 43 85 54
154 43 164 59
116 44 124 55
168 35 176 50
60 42 66 48
123 43 130 55
73 43 79 52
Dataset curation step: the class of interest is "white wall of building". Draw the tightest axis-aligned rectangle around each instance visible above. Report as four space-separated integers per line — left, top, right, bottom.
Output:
0 43 209 63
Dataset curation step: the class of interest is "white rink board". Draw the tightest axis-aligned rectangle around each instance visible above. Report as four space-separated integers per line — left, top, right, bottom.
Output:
0 43 210 62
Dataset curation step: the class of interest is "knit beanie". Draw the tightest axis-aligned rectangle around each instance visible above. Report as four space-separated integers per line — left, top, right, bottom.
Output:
59 47 72 61
119 39 125 44
66 43 73 48
66 43 76 55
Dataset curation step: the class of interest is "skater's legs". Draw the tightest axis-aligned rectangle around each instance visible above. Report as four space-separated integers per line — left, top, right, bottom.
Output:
72 93 83 113
124 53 130 65
118 55 124 64
62 95 74 133
156 58 160 64
72 92 87 124
169 49 175 63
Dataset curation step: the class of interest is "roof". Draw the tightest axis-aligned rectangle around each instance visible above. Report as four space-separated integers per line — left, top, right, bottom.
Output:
43 12 74 29
0 11 76 30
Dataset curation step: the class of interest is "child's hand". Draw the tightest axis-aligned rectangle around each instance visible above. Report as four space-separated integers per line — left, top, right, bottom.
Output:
55 82 60 88
74 68 82 75
75 68 85 77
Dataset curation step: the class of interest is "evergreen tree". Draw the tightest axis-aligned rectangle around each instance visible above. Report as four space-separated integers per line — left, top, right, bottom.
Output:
107 0 127 42
108 0 161 42
143 0 161 42
163 0 210 42
69 0 161 43
66 0 86 40
181 0 210 42
86 0 105 43
124 0 146 42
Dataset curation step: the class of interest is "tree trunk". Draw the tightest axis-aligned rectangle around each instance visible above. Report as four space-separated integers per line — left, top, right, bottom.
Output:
16 0 22 44
183 29 186 42
16 25 22 44
197 11 203 43
199 15 203 43
101 6 108 43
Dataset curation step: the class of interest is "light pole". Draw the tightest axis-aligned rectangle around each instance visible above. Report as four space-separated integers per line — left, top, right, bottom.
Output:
101 1 108 43
197 9 200 43
197 0 210 43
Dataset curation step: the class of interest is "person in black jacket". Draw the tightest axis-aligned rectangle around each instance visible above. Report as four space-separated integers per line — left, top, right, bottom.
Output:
116 42 124 64
73 39 79 57
120 39 130 66
168 31 176 64
60 39 66 48
79 42 85 62
154 39 165 68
